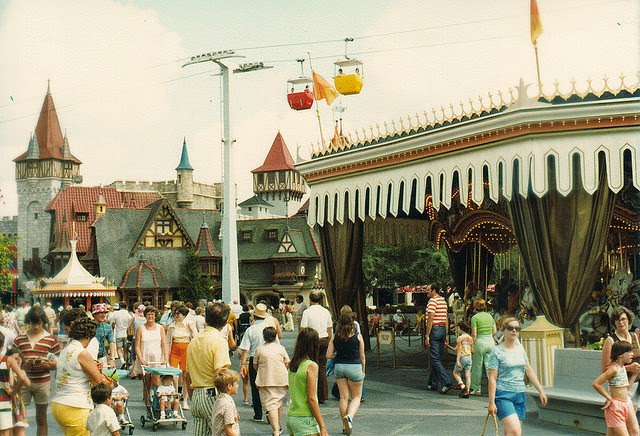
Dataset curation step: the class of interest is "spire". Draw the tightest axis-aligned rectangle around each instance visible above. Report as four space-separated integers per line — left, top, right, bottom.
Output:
195 221 222 258
34 82 64 158
251 131 296 173
27 133 39 159
176 137 194 170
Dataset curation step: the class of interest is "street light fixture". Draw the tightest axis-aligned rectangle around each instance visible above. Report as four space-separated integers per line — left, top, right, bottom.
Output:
183 51 271 305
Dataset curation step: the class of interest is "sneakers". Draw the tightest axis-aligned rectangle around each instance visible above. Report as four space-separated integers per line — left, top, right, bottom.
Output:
159 412 166 419
470 389 482 396
440 385 452 394
454 382 465 390
342 415 352 436
252 416 263 422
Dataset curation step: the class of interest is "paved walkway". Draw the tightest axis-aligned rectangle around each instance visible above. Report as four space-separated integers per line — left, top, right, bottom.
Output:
26 329 597 435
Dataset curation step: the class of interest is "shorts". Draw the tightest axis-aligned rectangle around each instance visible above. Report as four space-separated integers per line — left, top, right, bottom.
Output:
51 403 90 436
495 390 526 421
334 363 365 382
605 397 634 428
453 355 472 372
286 415 320 436
21 381 51 405
169 342 188 371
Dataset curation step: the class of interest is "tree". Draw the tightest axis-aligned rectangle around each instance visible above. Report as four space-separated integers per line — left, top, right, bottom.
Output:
177 248 212 304
0 235 17 293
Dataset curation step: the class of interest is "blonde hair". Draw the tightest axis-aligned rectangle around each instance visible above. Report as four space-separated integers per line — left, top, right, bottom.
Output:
340 305 353 314
501 317 519 331
213 368 240 392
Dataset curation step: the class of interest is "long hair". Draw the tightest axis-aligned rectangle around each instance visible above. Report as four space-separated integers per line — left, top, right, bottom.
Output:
290 327 319 372
335 313 355 341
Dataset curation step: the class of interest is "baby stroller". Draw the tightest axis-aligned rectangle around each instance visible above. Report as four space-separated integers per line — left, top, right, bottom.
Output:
140 364 188 432
104 369 134 435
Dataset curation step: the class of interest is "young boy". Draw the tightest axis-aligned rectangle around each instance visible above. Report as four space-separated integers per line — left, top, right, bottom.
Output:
156 374 180 419
452 323 474 398
212 368 240 436
108 372 129 424
86 383 121 436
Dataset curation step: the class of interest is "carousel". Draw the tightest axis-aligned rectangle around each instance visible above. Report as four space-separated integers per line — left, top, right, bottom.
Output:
296 76 640 341
32 237 116 308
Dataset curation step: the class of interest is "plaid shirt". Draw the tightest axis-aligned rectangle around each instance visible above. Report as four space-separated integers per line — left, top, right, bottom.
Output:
95 322 114 358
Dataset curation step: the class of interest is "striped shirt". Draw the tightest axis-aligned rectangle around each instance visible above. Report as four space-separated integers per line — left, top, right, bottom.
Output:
14 332 60 383
426 295 448 326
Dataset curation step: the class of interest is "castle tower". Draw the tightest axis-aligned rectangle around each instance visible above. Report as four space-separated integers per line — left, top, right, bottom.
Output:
13 82 82 285
251 132 307 217
175 138 194 208
95 192 107 218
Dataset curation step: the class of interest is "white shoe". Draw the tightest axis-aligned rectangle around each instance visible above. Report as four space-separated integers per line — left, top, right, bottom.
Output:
182 401 190 410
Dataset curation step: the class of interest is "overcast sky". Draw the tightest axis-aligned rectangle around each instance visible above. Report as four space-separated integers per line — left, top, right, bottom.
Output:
0 0 637 215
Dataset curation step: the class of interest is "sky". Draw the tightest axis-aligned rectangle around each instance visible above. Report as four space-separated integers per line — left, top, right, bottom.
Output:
0 0 638 216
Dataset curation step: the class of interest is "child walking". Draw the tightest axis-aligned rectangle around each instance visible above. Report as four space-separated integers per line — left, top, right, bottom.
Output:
86 383 121 436
212 368 240 436
592 341 640 435
452 323 473 398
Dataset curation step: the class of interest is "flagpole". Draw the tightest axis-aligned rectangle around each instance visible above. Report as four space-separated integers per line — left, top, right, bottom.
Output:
307 52 326 146
533 42 543 97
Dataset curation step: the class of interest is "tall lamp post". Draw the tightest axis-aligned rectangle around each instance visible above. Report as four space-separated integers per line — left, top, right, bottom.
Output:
183 51 271 304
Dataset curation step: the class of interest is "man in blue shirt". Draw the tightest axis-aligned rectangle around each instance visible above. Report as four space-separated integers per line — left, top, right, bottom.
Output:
92 303 116 368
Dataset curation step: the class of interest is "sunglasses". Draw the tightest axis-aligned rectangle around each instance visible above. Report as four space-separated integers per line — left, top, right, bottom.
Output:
506 325 521 332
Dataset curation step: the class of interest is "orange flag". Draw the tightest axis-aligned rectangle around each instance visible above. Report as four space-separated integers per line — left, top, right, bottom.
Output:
530 0 543 45
312 70 338 106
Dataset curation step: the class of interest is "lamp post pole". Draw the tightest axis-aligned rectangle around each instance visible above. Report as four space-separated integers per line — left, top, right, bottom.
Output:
183 52 271 304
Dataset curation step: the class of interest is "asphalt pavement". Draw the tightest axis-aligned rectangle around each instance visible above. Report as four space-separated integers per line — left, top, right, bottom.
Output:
26 329 598 435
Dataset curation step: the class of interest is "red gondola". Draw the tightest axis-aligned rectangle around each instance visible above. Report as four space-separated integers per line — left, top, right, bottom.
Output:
287 77 314 111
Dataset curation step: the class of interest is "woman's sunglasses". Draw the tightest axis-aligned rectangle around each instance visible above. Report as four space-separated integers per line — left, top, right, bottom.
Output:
506 325 521 332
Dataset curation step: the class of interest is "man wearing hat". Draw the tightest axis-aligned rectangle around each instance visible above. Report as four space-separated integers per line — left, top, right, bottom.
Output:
238 303 280 422
44 301 57 334
159 301 174 327
92 303 116 368
393 309 408 335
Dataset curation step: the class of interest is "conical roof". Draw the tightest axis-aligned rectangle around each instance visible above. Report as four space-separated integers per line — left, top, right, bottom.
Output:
251 131 296 173
176 137 193 170
195 222 222 258
14 83 81 163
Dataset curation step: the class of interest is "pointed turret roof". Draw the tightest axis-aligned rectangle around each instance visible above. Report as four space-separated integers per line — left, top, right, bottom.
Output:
252 131 296 173
176 137 193 171
14 83 81 163
26 133 39 159
195 222 222 258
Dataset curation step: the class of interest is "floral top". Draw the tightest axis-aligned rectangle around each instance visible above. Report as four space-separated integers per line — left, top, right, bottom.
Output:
53 340 92 409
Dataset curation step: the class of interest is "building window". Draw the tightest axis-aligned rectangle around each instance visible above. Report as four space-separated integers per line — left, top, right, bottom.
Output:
265 229 278 240
33 213 38 220
248 207 252 212
156 220 171 234
75 212 89 221
241 230 253 242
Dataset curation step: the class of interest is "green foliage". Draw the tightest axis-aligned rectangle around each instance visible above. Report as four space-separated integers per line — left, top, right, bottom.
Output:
0 235 17 292
362 243 453 291
177 248 212 304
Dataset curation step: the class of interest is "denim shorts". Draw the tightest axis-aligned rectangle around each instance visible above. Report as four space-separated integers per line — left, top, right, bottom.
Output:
495 389 526 421
453 355 472 372
286 415 320 436
334 363 365 382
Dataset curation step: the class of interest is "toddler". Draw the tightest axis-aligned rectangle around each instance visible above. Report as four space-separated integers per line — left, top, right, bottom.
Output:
156 374 179 419
86 383 120 436
593 341 640 434
452 323 474 398
212 368 240 436
108 372 129 424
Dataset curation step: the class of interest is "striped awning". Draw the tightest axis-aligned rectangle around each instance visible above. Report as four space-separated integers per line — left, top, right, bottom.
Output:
32 289 116 298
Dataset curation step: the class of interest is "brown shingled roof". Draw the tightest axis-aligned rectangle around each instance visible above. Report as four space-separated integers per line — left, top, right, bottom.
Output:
251 131 296 173
47 186 162 253
14 87 81 163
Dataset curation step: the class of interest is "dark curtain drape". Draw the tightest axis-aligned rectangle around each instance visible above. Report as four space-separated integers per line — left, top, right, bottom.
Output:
507 162 615 328
318 219 368 346
447 243 495 297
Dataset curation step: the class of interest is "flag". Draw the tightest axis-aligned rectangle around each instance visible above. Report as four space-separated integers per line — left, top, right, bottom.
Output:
530 0 543 45
312 70 338 106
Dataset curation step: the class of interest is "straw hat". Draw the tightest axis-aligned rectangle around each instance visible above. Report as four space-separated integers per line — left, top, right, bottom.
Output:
251 303 268 319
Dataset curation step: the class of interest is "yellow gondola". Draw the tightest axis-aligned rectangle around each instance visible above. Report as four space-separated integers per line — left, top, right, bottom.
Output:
333 58 363 96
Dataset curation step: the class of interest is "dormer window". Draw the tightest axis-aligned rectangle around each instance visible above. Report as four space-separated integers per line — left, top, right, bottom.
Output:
75 212 89 222
241 230 253 242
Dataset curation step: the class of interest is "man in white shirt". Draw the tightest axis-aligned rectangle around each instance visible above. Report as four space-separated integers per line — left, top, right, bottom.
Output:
300 291 333 403
43 302 57 334
110 301 133 368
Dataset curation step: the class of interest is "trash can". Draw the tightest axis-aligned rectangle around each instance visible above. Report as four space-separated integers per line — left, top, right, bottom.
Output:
521 315 564 386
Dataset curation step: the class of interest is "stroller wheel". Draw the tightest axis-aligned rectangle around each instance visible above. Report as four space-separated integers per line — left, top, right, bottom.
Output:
140 416 145 427
182 422 187 430
128 426 134 435
152 423 158 432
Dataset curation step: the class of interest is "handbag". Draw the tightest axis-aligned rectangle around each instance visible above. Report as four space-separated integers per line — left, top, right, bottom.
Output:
480 413 498 436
